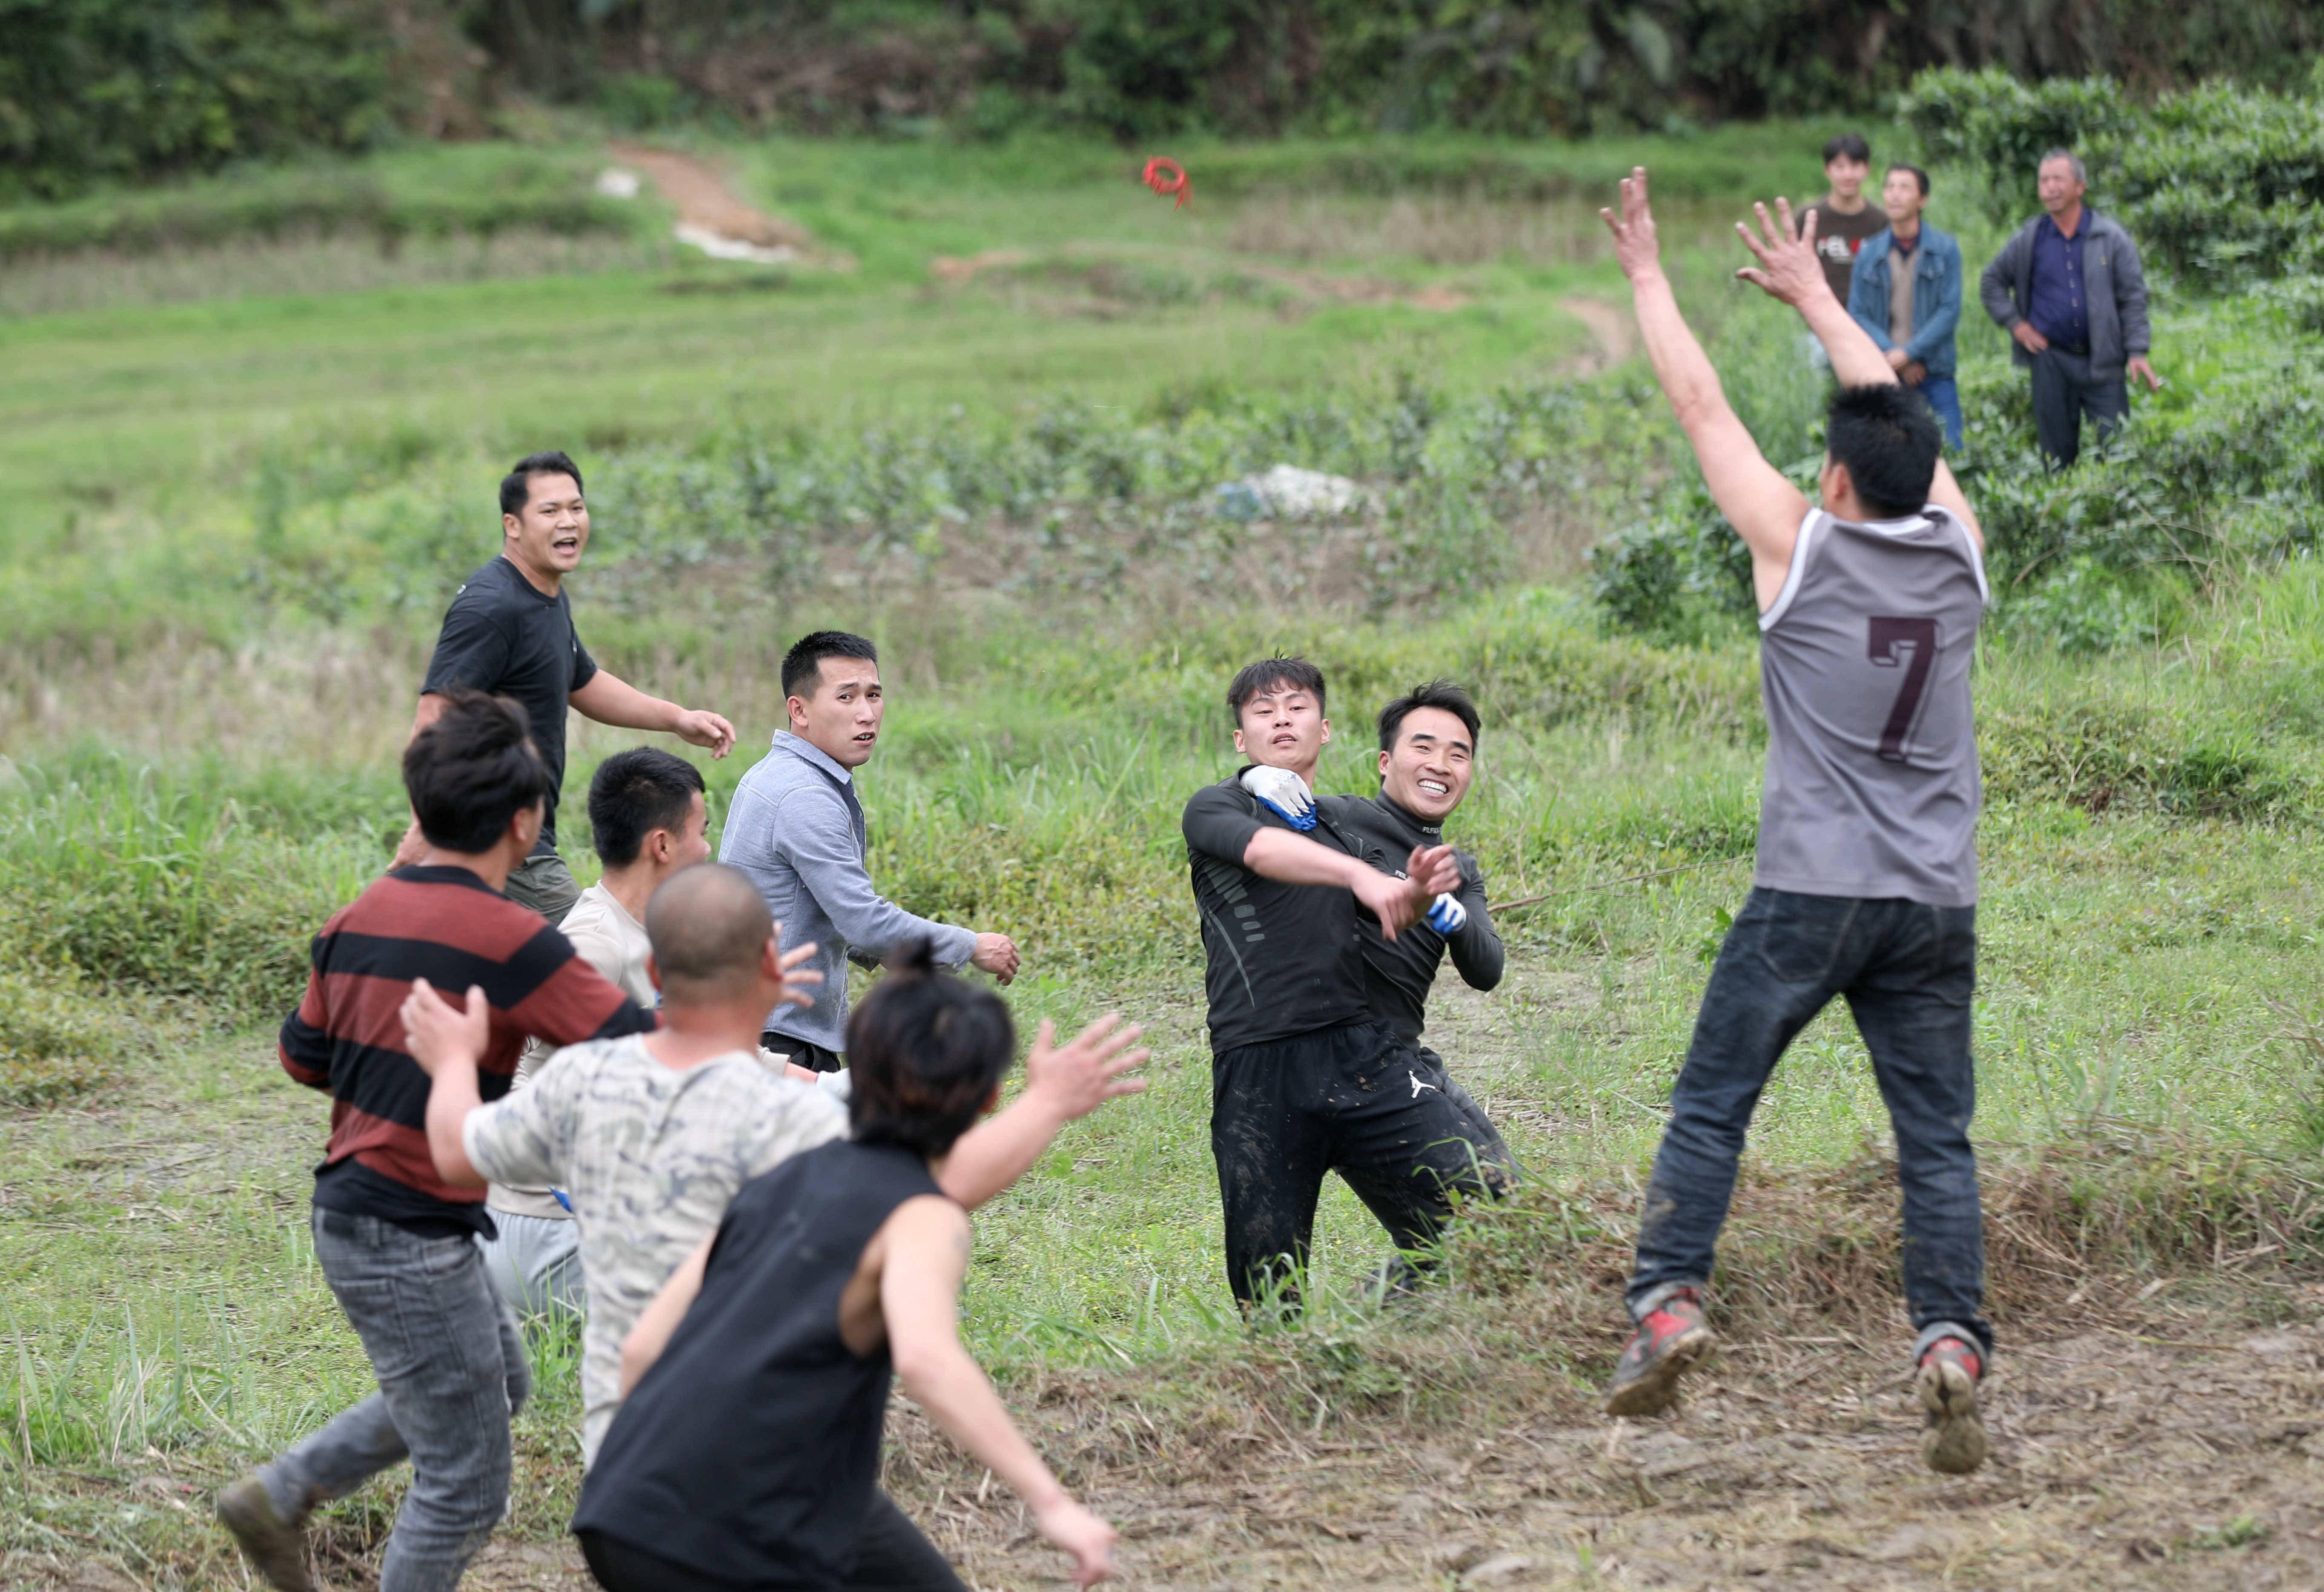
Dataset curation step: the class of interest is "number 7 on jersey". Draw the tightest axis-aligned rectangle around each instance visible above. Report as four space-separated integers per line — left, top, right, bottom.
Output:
1867 617 1939 763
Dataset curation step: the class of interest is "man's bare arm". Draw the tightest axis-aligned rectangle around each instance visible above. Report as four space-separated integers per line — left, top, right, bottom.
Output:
570 671 737 758
1734 198 1982 548
1601 169 1810 605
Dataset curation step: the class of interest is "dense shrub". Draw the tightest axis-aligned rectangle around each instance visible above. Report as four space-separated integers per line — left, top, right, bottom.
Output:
0 0 404 198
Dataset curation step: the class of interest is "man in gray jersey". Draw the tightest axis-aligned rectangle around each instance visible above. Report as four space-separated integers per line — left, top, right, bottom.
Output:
1595 170 1993 1476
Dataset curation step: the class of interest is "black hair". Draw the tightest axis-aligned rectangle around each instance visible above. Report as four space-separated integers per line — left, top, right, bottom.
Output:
1823 132 1871 166
403 689 550 855
1826 385 1943 520
1226 656 1326 723
782 630 879 701
845 939 1014 1159
1887 163 1931 197
1377 680 1481 754
499 451 584 518
588 747 706 868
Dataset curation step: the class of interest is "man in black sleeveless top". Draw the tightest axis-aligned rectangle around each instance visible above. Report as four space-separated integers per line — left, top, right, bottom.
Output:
1595 171 1994 1475
575 945 1119 1591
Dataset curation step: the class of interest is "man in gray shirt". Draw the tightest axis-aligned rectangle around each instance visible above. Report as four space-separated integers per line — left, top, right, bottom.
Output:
719 631 1020 1070
1596 171 1993 1476
1978 149 2162 468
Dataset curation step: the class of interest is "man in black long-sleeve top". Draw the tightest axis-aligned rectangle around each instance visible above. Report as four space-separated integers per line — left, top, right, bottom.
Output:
1317 683 1514 1193
1184 658 1507 1312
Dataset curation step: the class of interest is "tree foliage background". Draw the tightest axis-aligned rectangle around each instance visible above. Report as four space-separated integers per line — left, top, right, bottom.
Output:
7 0 2321 195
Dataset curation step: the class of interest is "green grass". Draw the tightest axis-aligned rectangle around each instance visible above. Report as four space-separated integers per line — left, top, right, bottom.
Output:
4 123 2324 1583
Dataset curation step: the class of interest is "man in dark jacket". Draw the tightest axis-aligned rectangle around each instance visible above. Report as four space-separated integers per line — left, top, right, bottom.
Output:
1848 164 1964 448
1978 149 2162 468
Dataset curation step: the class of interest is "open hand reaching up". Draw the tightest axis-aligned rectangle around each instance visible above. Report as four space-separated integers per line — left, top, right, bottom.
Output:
1732 198 1837 309
1022 1013 1151 1122
1598 166 1665 284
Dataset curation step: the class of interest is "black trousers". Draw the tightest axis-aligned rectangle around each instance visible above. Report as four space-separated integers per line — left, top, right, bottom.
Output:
762 1033 845 1074
2029 344 2129 469
578 1492 966 1592
1211 1020 1513 1307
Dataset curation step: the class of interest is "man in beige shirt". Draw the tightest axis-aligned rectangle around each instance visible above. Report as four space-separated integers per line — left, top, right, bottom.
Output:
480 748 710 1317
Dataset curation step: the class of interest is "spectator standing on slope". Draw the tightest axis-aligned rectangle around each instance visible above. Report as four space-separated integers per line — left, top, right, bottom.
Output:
392 451 737 921
1848 163 1966 449
1797 133 1888 314
720 631 1020 1073
1978 150 2162 468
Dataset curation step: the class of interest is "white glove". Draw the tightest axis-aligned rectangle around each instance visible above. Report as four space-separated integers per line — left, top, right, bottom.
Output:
1425 893 1467 935
1239 765 1317 831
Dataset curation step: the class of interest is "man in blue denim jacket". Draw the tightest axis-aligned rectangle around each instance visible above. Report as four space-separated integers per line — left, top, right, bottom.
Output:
1848 164 1964 448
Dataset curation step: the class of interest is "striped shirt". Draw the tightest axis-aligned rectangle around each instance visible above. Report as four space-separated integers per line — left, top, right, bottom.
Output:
278 865 657 1235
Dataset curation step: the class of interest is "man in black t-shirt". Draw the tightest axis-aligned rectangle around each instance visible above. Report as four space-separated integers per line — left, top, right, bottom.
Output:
1183 656 1503 1311
1797 132 1888 333
392 451 738 919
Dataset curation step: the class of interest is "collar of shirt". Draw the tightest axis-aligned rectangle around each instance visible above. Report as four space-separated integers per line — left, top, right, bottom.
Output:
1890 230 1919 257
1369 789 1444 846
771 729 854 786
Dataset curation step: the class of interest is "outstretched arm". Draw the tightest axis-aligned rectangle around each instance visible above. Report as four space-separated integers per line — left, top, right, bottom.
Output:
883 1199 1117 1586
1601 169 1811 608
570 669 736 758
1732 198 1981 548
936 1015 1150 1208
622 1235 711 1396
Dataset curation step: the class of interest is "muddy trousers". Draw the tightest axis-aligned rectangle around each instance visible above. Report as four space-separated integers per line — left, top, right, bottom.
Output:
1211 1020 1513 1308
1626 889 1993 1362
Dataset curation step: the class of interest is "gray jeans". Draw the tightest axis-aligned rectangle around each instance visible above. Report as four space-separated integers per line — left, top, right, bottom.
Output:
504 850 581 922
476 1210 587 1319
261 1209 531 1592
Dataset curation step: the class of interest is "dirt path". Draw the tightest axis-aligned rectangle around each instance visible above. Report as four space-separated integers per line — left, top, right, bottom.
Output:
604 142 837 265
1557 295 1636 373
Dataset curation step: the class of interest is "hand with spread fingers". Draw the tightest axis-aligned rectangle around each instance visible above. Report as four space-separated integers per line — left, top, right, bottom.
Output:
1733 197 1838 309
1598 166 1666 284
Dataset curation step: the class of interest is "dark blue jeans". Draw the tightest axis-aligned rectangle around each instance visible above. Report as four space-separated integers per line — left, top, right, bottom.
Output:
1627 889 1992 1361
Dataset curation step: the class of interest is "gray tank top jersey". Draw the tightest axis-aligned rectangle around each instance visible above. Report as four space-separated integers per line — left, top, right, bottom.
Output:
1754 503 1988 907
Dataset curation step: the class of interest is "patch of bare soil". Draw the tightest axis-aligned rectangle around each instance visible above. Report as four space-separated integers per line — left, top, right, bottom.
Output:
880 1311 2324 1591
1557 296 1637 374
605 142 849 268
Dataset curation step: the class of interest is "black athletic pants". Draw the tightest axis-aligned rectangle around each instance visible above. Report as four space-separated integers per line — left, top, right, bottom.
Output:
2029 344 2129 469
578 1492 966 1592
762 1033 846 1075
1211 1020 1513 1308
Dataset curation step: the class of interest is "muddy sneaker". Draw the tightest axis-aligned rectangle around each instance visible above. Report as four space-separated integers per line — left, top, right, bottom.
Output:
1603 1286 1715 1417
215 1475 317 1592
1915 1336 1987 1474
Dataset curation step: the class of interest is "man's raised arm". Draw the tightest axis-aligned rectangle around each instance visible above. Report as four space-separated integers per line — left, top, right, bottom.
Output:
1600 170 1811 606
1731 197 1982 547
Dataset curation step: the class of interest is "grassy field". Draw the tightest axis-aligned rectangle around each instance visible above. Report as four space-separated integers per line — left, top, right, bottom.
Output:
4 125 2324 1588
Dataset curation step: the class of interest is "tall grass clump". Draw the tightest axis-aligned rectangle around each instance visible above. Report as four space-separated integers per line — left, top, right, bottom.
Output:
0 755 378 1026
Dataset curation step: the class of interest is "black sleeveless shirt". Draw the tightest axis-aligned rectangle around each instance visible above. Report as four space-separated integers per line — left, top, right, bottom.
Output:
573 1139 944 1586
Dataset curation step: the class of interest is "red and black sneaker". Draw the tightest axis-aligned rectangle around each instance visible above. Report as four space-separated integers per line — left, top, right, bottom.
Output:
1915 1336 1987 1474
1603 1286 1715 1416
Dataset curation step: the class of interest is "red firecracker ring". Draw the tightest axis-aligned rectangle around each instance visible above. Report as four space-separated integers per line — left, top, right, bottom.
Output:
1142 157 1191 209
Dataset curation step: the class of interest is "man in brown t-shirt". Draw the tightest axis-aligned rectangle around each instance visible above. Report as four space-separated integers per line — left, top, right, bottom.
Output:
1795 133 1886 302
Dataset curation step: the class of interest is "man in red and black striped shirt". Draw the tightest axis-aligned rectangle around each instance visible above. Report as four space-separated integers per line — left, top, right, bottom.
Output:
219 690 655 1592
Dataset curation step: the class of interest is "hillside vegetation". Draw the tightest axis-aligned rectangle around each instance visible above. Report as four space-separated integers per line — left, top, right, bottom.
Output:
4 72 2324 1592
8 0 2321 195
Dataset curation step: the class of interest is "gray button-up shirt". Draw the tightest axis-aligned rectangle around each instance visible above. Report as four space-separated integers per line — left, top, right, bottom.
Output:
719 731 977 1053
